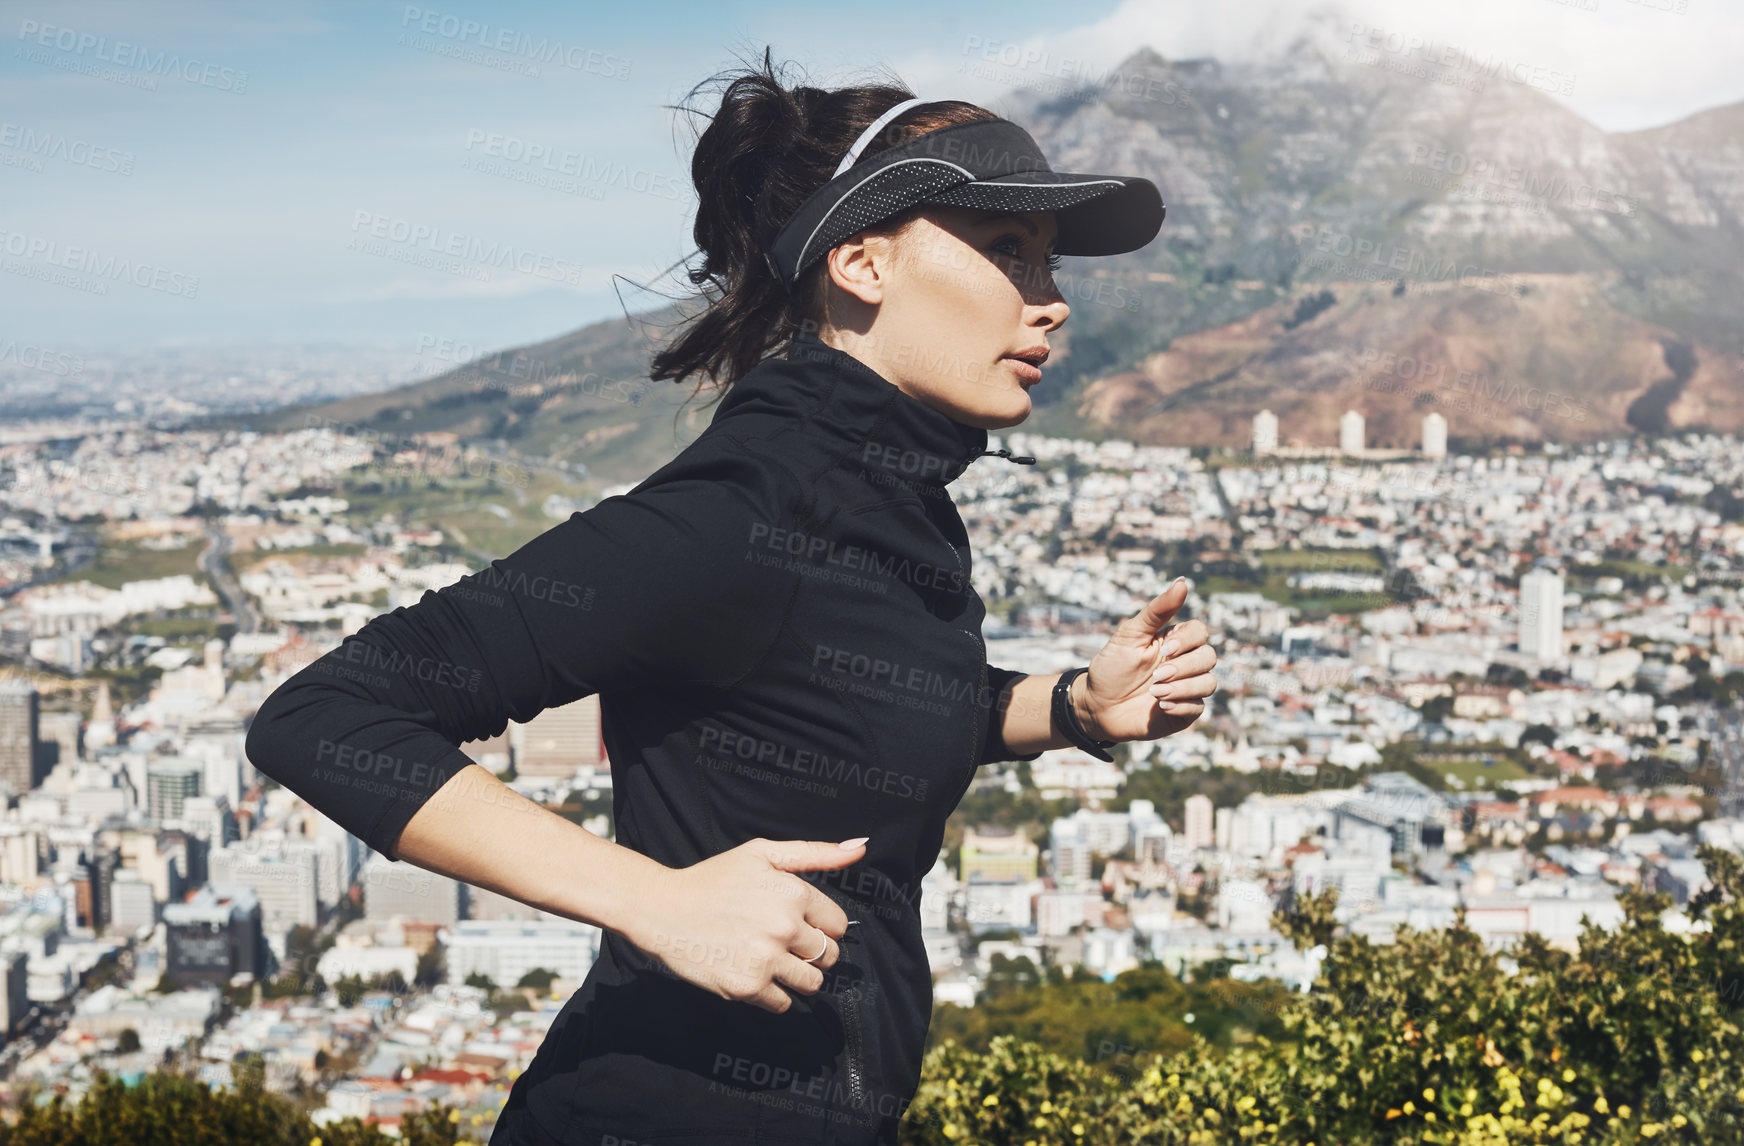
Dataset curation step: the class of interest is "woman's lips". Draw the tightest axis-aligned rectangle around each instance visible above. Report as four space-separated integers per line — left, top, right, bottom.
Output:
1004 357 1042 384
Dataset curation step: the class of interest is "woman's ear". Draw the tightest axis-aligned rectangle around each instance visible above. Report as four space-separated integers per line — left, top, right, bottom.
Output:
822 237 889 306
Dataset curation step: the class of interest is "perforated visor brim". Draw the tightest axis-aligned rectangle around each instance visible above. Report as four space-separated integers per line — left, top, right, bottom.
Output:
918 175 1165 258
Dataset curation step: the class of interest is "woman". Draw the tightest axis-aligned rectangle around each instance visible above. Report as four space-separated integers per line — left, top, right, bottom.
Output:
246 52 1219 1146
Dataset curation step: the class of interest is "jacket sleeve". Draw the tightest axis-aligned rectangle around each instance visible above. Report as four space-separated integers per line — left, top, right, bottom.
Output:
244 461 792 861
978 663 1043 765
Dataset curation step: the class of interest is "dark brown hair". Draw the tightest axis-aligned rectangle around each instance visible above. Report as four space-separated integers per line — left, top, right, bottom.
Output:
647 47 999 397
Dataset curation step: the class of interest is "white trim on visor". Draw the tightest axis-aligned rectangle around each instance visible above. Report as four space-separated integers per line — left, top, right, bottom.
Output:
831 97 933 179
796 156 975 279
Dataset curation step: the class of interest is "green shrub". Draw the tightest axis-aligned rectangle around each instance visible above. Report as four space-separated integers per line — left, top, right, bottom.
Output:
900 844 1743 1144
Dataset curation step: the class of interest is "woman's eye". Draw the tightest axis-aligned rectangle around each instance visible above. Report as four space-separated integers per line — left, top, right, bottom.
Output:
992 235 1062 271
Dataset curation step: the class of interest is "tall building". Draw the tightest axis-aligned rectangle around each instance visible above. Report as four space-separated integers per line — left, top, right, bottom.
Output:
0 952 27 1039
362 853 466 926
208 844 319 936
959 825 1039 883
1183 794 1215 852
108 871 157 936
1252 409 1279 455
1421 412 1448 459
38 711 81 772
1340 410 1366 455
511 694 601 778
86 680 116 751
162 884 264 988
185 714 246 809
0 681 41 799
1519 569 1566 661
442 920 602 988
146 760 203 825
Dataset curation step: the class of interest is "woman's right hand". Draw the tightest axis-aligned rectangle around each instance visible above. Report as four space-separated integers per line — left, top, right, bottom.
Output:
623 836 868 1014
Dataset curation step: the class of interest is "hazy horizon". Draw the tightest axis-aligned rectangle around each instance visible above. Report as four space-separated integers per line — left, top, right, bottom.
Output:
4 0 1743 356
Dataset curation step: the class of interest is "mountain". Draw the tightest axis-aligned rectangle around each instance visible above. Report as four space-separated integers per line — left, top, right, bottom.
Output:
244 26 1744 473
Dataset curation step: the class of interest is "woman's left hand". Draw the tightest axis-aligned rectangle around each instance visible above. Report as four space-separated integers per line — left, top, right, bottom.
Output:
1079 577 1218 741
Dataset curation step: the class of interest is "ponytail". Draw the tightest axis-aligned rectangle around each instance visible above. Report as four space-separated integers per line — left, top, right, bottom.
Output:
648 46 997 400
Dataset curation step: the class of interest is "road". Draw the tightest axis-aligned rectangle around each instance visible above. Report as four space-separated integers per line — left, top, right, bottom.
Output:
199 520 257 634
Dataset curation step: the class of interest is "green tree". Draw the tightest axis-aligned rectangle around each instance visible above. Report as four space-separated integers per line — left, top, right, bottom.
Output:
0 1066 463 1145
333 973 368 1008
515 966 558 992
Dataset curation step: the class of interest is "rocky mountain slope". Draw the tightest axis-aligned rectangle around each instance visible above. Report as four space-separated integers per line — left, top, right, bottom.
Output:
246 23 1744 473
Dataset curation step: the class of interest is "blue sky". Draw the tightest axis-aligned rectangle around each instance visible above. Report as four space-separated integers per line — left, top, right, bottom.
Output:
3 0 1741 356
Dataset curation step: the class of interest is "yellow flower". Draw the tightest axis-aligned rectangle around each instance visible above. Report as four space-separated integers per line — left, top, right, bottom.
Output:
1404 1101 1416 1114
1465 1088 1476 1101
310 1139 322 1146
1460 1103 1472 1116
1537 1078 1552 1093
1424 1087 1436 1102
1386 1108 1403 1119
943 1125 959 1140
1641 1124 1661 1138
1237 1096 1256 1111
1040 1100 1052 1113
1166 1074 1179 1087
1594 1096 1609 1115
1672 1115 1687 1127
1425 1112 1437 1122
448 1110 460 1123
1561 1068 1575 1082
983 1094 998 1107
1619 1105 1632 1119
1072 1123 1085 1136
1691 1050 1704 1063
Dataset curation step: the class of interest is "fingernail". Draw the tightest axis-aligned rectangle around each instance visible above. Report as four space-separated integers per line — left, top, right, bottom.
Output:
1160 640 1181 658
1151 682 1174 699
1154 664 1178 683
839 837 869 850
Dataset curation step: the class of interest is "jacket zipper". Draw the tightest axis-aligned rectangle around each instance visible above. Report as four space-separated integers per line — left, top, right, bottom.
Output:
835 493 981 1125
943 525 987 811
840 980 867 1120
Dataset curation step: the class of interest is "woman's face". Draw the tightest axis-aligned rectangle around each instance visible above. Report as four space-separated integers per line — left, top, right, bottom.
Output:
813 205 1071 431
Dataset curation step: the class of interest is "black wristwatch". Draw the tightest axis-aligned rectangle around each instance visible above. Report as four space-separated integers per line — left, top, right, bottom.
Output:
1052 666 1116 762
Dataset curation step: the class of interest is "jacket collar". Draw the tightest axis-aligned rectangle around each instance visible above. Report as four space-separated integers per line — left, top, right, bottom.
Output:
715 328 994 490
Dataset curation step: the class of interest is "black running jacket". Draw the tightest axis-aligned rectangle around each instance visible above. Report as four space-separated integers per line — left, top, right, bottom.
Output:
245 328 1043 1145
